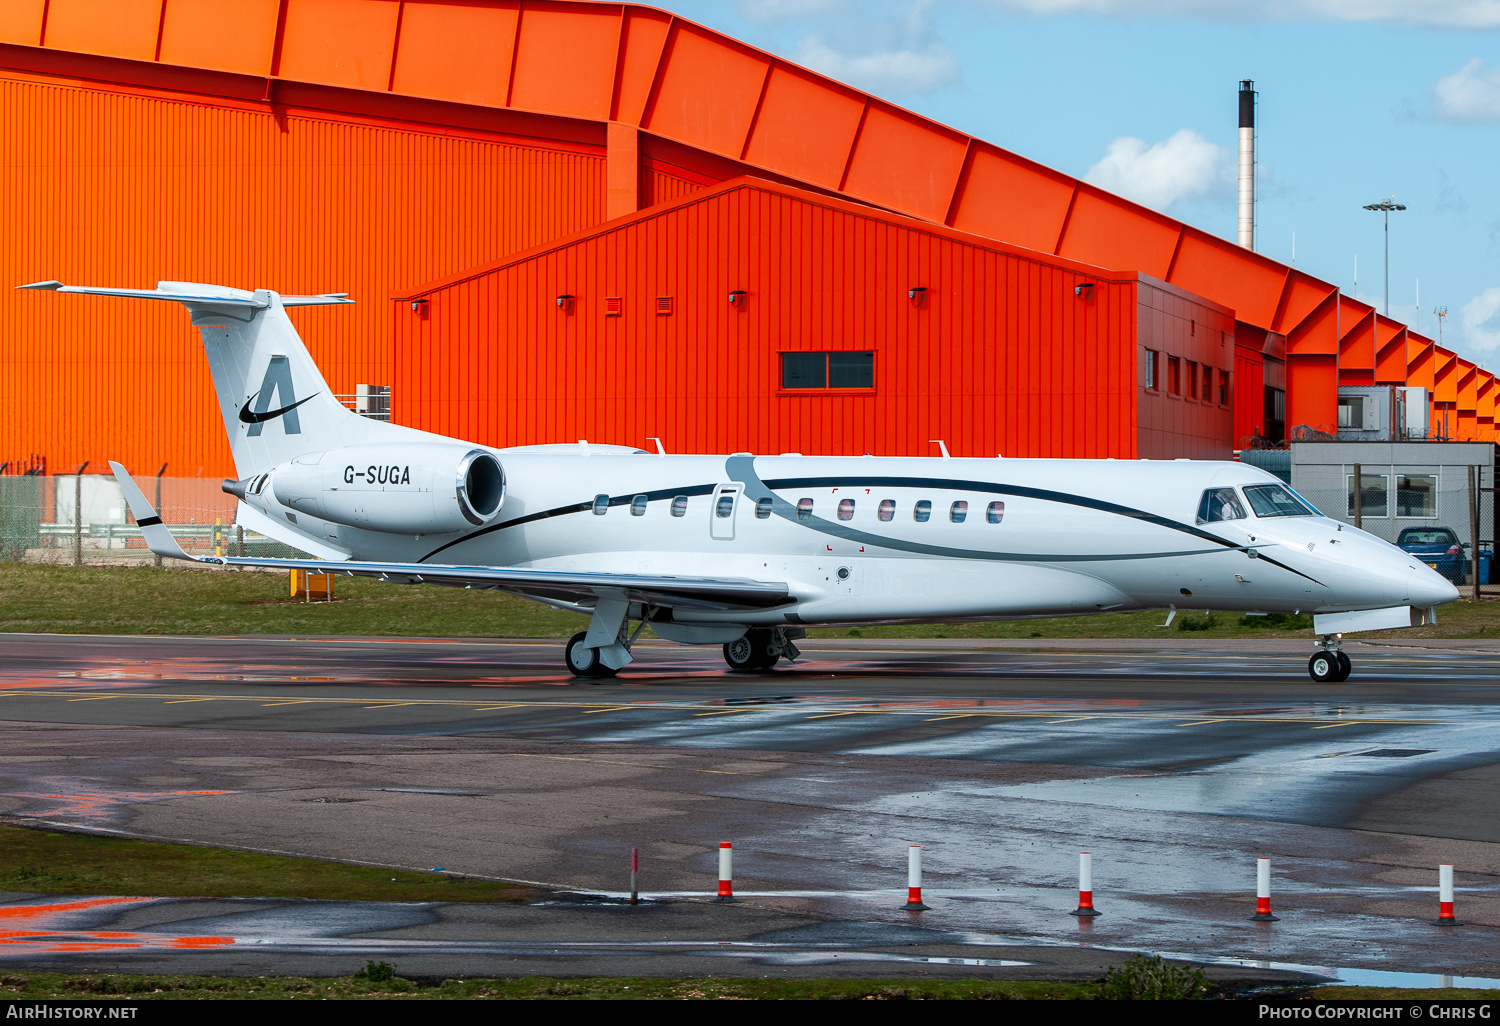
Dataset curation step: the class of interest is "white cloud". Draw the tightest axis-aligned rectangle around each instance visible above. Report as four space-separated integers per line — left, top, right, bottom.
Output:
1083 129 1229 212
793 36 962 94
1459 287 1500 352
734 0 850 21
981 1 1500 28
1432 59 1500 124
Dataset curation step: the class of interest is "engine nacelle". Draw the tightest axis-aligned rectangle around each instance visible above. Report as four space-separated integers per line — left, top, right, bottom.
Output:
269 443 505 535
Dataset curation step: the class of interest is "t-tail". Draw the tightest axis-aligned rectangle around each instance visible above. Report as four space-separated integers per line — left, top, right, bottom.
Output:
15 280 412 478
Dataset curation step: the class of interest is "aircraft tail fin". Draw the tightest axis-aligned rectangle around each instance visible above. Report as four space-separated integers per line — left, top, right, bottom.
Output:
19 280 395 477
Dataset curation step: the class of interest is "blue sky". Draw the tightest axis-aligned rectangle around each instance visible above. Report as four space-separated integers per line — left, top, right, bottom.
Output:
655 1 1500 367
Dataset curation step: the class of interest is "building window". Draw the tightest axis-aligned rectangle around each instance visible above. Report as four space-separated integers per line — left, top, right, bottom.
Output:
1337 396 1364 429
1202 368 1214 403
593 494 610 515
1167 357 1181 395
781 351 874 390
1396 475 1436 517
630 494 648 516
796 497 813 520
1187 361 1199 400
1346 474 1388 518
1218 369 1230 406
837 498 856 521
987 501 1005 524
950 500 968 523
878 499 895 521
1144 350 1159 391
671 495 688 517
913 500 932 523
755 497 773 519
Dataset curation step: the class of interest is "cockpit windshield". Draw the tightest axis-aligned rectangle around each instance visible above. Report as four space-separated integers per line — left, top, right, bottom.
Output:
1242 483 1321 518
1197 487 1247 524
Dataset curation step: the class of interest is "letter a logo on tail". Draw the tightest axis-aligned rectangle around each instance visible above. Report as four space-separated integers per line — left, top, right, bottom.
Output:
240 355 314 436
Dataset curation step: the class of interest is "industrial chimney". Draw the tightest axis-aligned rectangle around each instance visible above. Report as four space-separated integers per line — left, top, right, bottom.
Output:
1238 79 1256 250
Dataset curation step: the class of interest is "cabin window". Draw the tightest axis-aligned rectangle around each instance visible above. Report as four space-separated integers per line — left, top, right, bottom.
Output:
950 500 968 523
1196 487 1246 524
796 497 813 520
630 495 648 516
914 500 932 523
755 497 773 519
715 494 735 518
987 501 1005 524
878 499 895 522
837 498 855 521
671 495 688 517
592 494 610 515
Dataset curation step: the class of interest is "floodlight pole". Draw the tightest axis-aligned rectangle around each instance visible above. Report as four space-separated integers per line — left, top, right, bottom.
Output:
1363 198 1405 317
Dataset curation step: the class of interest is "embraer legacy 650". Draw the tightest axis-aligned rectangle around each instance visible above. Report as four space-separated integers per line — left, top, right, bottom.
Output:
19 280 1458 682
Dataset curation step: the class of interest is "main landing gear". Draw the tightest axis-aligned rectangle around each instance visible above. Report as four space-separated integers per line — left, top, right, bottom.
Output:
1308 635 1352 683
566 630 618 680
723 628 802 672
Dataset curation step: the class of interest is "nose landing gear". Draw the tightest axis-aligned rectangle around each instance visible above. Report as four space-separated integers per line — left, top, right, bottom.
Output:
1308 636 1352 683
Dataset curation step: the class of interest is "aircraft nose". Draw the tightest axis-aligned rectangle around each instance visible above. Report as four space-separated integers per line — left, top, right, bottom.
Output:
1408 565 1461 607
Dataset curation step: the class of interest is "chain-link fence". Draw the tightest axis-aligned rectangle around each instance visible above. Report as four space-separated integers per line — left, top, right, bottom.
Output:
1291 451 1495 595
0 474 303 563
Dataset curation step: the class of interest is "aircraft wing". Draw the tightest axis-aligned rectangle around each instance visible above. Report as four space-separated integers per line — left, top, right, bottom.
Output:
110 462 790 612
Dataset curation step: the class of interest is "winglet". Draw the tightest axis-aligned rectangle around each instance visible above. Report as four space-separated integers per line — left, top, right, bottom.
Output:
109 461 197 562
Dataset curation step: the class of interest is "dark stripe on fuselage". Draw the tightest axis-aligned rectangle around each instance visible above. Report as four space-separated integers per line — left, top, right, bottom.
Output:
417 461 1323 585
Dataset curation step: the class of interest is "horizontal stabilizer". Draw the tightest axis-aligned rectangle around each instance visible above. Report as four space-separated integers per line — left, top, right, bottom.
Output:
16 280 353 307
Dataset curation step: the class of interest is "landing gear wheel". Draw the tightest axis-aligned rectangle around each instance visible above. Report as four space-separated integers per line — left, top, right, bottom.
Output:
565 631 617 681
1308 651 1339 683
1333 651 1352 682
723 630 780 672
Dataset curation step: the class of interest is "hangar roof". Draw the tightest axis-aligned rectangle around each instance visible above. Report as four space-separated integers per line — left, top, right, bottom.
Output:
0 0 1488 432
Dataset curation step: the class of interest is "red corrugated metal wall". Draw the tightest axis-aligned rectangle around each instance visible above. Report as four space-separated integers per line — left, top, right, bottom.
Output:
394 180 1140 459
1135 278 1236 460
0 74 607 477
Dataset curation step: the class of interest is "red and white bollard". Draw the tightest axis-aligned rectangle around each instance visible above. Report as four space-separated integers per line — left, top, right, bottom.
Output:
1438 864 1458 925
1070 851 1101 917
901 844 929 910
629 846 639 906
712 841 739 903
1250 857 1278 921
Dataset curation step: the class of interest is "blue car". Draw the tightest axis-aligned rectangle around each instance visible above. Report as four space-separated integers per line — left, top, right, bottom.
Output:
1397 527 1469 585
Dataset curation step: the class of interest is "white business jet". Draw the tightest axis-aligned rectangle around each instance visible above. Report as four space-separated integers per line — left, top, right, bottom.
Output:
19 280 1459 683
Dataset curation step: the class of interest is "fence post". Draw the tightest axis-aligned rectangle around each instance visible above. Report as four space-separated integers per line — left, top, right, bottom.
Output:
153 463 167 569
72 461 88 567
1351 462 1362 530
1471 465 1482 601
236 524 245 558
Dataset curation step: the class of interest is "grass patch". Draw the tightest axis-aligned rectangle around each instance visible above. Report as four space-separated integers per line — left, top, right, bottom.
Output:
0 823 535 903
0 563 1497 640
0 972 1108 1000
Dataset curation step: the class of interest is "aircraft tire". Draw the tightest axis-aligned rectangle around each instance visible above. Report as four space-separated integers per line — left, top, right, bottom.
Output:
1333 651 1352 681
565 631 616 680
723 634 759 672
1308 651 1340 683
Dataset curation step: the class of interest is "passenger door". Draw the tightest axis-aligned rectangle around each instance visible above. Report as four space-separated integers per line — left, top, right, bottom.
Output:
710 483 739 541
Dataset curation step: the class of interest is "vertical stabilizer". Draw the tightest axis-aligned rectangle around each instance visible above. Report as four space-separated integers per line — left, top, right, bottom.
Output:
18 279 415 478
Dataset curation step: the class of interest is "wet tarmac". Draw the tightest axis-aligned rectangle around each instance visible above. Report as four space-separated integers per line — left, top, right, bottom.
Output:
2 633 1500 981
